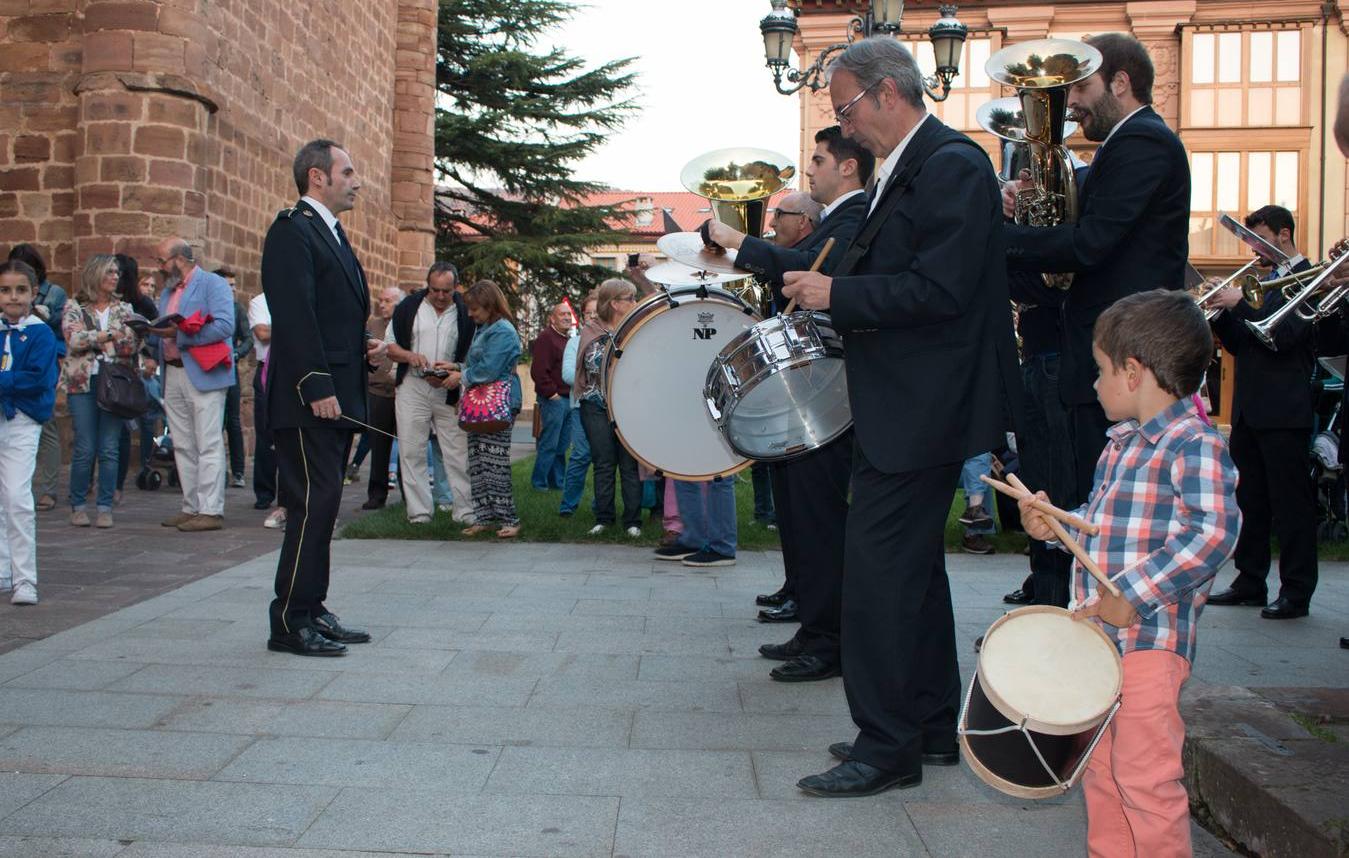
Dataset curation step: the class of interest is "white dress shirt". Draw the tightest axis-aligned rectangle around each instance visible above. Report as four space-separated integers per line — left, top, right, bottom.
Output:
301 195 343 246
821 188 865 222
869 113 931 216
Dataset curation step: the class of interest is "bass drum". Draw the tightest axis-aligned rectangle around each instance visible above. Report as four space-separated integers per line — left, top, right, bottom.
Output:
604 286 759 479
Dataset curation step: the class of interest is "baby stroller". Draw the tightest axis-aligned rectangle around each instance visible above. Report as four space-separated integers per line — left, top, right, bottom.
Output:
134 380 178 491
1312 358 1346 542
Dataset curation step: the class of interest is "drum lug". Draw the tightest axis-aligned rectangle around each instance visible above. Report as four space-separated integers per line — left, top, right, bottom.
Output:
705 397 722 421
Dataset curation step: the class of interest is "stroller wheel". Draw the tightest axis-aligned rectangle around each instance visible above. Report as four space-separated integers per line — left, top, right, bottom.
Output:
135 470 149 491
167 469 179 489
147 470 163 491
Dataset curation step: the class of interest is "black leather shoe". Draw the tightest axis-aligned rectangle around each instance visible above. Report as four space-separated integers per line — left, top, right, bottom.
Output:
253 499 273 510
1002 588 1032 605
361 498 386 510
797 760 920 797
1340 637 1348 650
313 612 372 643
770 654 840 682
1208 586 1267 607
759 638 804 661
267 626 347 657
1260 597 1309 620
973 635 983 653
829 741 959 767
756 588 792 608
757 600 798 623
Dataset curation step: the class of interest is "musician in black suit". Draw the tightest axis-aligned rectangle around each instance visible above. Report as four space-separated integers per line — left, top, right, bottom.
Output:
262 139 385 656
782 37 1020 797
708 126 872 682
1003 33 1190 505
1207 205 1318 619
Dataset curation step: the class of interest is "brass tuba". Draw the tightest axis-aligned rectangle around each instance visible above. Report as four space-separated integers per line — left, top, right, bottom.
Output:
680 147 796 307
983 39 1102 288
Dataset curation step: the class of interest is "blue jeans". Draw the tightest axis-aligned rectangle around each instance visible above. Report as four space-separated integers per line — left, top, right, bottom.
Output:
68 391 122 512
674 477 737 557
559 406 591 514
531 396 571 489
429 437 451 506
959 452 996 535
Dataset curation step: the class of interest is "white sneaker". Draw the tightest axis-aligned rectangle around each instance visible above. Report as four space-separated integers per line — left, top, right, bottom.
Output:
408 514 432 525
263 509 287 529
436 504 453 513
11 583 37 605
588 524 606 535
625 526 642 538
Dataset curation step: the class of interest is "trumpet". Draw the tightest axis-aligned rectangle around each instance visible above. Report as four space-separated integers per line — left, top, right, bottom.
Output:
1196 259 1262 321
1245 242 1349 349
1238 262 1334 308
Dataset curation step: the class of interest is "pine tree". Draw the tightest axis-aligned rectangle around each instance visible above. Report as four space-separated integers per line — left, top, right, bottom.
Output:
435 0 638 309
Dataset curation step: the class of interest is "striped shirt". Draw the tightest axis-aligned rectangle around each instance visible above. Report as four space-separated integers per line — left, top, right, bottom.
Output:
1070 397 1240 662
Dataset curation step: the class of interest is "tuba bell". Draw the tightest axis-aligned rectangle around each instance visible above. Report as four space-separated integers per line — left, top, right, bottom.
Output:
982 39 1102 289
680 147 796 308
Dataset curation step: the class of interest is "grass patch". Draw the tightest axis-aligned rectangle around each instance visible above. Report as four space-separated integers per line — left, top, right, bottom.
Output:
1290 711 1340 744
341 455 1031 556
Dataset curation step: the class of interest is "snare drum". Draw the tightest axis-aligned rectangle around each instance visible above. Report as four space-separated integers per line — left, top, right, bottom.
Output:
959 605 1123 799
704 311 851 461
603 286 760 479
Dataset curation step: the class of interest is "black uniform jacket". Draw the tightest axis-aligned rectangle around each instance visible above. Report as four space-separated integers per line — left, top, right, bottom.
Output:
828 116 1021 475
1211 257 1316 429
261 198 371 429
1005 106 1190 405
735 191 868 309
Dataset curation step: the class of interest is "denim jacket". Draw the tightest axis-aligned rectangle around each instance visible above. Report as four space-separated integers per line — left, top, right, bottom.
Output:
462 318 522 413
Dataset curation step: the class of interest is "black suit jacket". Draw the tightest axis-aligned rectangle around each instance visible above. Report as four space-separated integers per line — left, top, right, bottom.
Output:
735 191 868 309
1005 107 1190 404
828 117 1021 474
261 199 371 429
1211 257 1315 429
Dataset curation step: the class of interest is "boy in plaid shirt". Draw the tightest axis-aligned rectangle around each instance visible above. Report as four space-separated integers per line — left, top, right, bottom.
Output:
1019 289 1240 857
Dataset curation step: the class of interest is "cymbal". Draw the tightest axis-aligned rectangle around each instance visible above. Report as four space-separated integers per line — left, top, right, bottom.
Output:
644 260 749 287
657 232 743 276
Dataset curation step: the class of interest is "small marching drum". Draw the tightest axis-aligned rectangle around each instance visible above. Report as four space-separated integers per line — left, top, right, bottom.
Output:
603 286 760 479
704 311 851 462
959 605 1123 799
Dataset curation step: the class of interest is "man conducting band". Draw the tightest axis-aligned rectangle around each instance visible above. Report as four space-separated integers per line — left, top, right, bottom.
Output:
782 37 1020 796
707 125 872 682
262 139 385 657
1003 33 1190 505
1207 205 1318 619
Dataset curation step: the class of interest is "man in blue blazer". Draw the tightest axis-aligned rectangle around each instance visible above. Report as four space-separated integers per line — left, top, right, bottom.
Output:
1004 33 1190 504
150 236 235 532
783 37 1021 797
707 125 872 683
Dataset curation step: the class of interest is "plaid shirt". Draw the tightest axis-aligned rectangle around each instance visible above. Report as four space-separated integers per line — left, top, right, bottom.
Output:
1069 398 1240 662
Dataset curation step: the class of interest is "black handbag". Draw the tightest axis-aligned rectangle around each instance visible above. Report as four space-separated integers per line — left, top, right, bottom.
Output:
84 308 149 419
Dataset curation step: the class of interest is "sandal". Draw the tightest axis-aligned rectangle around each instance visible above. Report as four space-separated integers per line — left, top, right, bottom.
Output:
496 525 520 539
35 495 56 512
461 524 491 536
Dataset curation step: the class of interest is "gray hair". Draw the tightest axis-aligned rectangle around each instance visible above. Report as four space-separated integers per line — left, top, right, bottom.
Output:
779 191 823 226
166 237 193 262
78 253 119 304
828 36 925 110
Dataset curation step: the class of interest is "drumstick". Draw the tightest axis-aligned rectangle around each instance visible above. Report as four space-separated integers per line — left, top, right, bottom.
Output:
782 237 836 315
978 474 1099 536
1000 473 1121 598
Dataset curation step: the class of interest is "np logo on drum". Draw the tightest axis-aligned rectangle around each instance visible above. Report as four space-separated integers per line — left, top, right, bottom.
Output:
692 312 718 340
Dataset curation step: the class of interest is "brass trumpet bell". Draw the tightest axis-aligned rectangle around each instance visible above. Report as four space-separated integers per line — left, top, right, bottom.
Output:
987 38 1103 92
975 97 1079 147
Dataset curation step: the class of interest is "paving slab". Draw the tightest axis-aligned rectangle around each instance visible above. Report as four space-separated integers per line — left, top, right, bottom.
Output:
213 735 499 790
0 773 66 823
154 698 413 740
389 703 633 748
0 837 129 857
0 726 253 779
0 689 182 730
485 746 757 798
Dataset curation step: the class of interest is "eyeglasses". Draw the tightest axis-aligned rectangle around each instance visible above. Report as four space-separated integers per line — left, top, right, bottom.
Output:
834 79 881 125
427 287 455 295
774 210 807 218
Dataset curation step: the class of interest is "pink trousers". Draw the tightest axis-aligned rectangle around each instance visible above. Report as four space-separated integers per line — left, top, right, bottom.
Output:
1084 649 1192 858
662 476 682 534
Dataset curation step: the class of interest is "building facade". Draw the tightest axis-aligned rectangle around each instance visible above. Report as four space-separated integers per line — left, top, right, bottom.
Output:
0 0 439 296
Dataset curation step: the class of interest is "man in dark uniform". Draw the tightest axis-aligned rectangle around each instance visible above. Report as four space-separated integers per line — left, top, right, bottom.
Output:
783 37 1020 796
262 138 385 656
707 125 871 682
1207 205 1318 619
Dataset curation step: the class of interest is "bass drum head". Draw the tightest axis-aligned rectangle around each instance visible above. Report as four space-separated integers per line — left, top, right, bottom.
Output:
978 606 1123 735
607 288 758 478
723 356 850 460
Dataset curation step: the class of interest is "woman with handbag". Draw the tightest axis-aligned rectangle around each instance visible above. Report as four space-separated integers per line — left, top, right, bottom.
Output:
448 280 523 539
62 254 140 528
573 278 641 537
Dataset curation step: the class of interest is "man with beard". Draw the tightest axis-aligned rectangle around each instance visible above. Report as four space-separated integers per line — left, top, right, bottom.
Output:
1003 33 1189 504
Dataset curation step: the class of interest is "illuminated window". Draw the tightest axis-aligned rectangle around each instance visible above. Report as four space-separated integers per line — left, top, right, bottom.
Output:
912 37 994 131
1189 29 1301 127
1189 150 1300 257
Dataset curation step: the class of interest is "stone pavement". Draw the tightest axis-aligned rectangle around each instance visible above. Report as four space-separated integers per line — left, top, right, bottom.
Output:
5 533 1338 856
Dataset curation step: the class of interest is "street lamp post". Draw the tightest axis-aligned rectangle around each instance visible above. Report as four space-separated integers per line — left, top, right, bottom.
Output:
759 0 968 101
